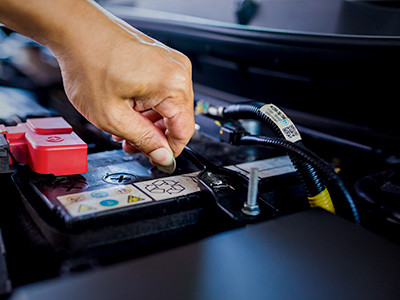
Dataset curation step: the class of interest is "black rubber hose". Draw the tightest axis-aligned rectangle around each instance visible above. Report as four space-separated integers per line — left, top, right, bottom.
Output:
223 102 325 196
239 135 360 224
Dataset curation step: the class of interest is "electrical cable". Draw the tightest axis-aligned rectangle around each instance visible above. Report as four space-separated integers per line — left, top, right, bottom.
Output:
221 102 336 213
182 146 209 170
222 102 325 193
238 135 360 224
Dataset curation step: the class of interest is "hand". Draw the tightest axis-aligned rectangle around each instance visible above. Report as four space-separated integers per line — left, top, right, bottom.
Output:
0 0 195 170
57 6 194 168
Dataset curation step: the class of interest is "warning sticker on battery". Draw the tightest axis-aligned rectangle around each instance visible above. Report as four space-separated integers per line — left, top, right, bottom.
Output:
57 184 153 217
259 104 301 143
135 172 200 201
56 172 201 217
56 157 294 218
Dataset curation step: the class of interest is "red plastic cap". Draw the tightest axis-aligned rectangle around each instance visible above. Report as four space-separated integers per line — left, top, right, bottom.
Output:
3 117 88 176
27 117 73 135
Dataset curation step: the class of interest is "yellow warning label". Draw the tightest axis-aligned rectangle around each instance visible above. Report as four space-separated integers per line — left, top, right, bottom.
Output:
78 204 96 212
127 195 145 203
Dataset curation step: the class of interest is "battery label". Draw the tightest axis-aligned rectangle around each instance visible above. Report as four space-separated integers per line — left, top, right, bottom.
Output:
56 157 295 218
56 172 201 217
57 184 153 217
135 173 200 201
259 104 302 143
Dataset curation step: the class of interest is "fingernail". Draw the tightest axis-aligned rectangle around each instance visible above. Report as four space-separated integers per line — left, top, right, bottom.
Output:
149 148 176 174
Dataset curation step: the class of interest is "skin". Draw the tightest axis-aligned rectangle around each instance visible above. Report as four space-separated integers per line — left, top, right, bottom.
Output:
0 0 195 167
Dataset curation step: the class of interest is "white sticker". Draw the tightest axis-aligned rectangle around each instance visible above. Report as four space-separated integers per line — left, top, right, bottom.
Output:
134 172 200 201
57 184 152 217
259 104 301 143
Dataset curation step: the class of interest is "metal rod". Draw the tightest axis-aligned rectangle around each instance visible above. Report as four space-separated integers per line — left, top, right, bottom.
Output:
247 168 259 206
242 168 260 216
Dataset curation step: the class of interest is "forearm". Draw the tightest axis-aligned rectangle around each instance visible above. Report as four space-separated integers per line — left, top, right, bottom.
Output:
0 0 114 56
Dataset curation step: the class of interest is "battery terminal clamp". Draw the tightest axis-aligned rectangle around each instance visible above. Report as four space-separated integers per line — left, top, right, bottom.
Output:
182 147 276 223
197 166 275 223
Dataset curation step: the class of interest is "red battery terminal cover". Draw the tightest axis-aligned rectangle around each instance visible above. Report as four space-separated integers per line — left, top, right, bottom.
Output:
0 117 88 176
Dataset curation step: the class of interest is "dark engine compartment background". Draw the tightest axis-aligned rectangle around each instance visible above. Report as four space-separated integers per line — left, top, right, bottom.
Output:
1 1 400 298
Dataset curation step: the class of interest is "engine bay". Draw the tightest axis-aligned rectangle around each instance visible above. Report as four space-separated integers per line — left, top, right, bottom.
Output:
1 2 400 298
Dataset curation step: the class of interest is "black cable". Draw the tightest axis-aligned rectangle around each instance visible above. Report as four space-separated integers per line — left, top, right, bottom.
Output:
182 146 209 170
223 102 325 197
238 135 360 224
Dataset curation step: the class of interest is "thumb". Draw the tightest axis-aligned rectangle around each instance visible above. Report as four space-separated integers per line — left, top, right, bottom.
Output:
113 107 175 170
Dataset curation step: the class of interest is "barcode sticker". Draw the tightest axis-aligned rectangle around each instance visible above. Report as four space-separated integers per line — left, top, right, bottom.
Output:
259 104 301 143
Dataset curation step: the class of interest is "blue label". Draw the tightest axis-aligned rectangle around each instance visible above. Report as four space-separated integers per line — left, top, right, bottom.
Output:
100 200 119 207
280 119 289 126
91 191 109 198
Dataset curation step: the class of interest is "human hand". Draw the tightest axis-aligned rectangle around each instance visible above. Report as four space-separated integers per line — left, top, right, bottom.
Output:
0 0 194 172
57 5 194 171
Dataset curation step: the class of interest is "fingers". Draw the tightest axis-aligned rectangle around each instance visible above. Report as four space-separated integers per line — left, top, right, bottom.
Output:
112 98 194 170
109 104 175 167
112 109 167 154
142 109 163 124
112 101 194 157
112 135 123 142
153 95 195 157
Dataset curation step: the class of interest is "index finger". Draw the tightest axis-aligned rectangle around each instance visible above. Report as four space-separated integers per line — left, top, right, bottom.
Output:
154 96 195 157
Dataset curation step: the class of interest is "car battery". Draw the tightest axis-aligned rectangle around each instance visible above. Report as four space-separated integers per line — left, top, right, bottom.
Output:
7 117 308 260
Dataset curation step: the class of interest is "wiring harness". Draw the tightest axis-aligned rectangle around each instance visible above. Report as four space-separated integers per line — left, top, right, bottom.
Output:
196 100 360 224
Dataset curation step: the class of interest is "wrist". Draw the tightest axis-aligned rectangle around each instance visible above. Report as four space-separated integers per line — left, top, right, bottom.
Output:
43 1 117 60
0 0 117 60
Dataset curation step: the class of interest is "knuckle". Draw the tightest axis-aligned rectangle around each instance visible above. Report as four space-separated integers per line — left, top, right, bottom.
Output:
181 55 192 71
